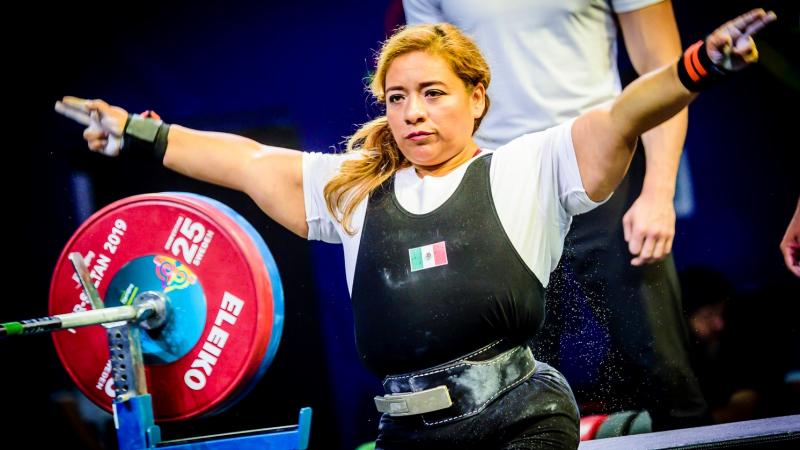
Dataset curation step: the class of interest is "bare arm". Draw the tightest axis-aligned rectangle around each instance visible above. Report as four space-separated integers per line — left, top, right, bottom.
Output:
572 9 775 202
57 97 309 238
164 126 307 237
618 0 685 265
572 63 693 202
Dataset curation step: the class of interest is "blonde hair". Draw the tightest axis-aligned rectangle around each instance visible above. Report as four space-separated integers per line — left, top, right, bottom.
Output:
323 23 491 234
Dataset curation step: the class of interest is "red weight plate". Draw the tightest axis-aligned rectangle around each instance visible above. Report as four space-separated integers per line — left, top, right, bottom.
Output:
170 193 284 416
49 193 277 421
157 193 280 417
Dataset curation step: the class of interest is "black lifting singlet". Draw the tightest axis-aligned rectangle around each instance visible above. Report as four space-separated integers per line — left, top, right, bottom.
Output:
351 154 546 376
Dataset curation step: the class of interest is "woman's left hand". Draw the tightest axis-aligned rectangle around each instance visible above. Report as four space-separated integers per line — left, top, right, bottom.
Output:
706 8 777 71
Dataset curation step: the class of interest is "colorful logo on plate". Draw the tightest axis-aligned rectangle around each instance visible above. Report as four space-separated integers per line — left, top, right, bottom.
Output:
154 255 198 293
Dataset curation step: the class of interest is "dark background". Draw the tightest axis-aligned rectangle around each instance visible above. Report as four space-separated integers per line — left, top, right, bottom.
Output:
3 1 798 448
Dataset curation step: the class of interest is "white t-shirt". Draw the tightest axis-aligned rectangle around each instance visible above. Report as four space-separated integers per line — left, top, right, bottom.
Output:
404 0 664 147
303 119 603 293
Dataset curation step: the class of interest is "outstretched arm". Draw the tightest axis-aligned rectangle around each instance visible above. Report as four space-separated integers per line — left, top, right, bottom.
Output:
572 9 776 202
56 97 308 238
617 1 685 266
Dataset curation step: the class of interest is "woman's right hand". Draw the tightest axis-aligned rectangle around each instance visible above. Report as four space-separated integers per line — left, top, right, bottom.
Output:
55 96 129 156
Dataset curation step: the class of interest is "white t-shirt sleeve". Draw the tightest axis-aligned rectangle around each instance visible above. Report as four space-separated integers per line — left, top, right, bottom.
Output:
403 0 444 24
611 0 666 14
302 151 360 243
550 118 608 219
493 118 603 223
490 119 607 284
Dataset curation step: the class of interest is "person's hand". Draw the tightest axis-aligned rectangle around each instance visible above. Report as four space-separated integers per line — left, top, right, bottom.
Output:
623 192 676 266
706 8 776 72
55 96 129 156
780 200 800 278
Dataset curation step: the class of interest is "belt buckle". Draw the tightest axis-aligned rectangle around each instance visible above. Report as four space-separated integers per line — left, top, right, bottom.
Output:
374 385 453 416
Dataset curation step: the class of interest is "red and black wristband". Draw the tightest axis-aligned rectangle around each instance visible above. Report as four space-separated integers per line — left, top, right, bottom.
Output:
677 40 730 92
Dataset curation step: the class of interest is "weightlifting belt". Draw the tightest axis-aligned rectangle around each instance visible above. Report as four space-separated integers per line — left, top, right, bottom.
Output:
374 339 536 426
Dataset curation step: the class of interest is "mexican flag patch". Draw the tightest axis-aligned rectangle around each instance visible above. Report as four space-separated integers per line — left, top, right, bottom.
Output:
409 241 448 272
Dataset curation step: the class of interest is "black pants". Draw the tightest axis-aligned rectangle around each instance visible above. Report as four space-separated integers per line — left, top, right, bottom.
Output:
534 149 708 431
376 362 579 450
